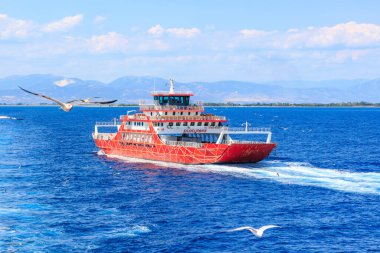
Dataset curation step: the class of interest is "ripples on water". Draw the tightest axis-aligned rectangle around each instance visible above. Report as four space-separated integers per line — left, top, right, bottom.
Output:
0 106 380 252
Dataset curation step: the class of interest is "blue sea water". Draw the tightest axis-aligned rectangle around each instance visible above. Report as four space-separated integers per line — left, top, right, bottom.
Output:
0 106 380 252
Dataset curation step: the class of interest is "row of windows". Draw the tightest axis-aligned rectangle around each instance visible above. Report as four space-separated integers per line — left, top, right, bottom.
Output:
125 121 146 127
150 111 199 116
153 122 222 127
121 133 153 143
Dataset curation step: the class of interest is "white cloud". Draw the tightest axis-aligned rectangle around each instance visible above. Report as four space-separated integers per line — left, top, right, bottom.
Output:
148 24 200 38
93 16 106 25
88 32 129 53
166 27 200 38
284 22 380 48
0 14 35 39
54 78 75 87
240 29 276 38
42 14 83 33
148 24 165 36
0 14 84 40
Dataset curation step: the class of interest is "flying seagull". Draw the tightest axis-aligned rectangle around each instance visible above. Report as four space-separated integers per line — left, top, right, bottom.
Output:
19 86 74 112
77 97 118 104
19 86 117 112
228 225 280 238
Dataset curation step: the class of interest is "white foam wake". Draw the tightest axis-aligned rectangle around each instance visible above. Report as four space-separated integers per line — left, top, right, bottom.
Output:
105 154 380 195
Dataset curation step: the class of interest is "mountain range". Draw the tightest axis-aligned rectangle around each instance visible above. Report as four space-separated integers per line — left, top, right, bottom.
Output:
0 74 379 104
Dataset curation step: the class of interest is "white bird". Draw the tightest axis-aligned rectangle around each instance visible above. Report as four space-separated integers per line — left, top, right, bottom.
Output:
78 97 118 104
19 86 117 112
228 225 280 238
19 86 74 112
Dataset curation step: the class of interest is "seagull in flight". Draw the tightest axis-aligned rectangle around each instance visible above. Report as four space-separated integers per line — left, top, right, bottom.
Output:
77 97 118 104
228 225 280 238
19 86 75 112
19 86 117 112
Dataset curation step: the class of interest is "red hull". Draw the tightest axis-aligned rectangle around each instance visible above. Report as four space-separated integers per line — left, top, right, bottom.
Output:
94 135 276 165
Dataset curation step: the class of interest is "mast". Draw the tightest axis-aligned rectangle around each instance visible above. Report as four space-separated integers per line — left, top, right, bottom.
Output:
169 78 175 94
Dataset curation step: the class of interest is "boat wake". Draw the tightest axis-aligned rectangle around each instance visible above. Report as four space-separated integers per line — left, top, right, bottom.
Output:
105 154 380 195
191 161 380 195
0 115 22 120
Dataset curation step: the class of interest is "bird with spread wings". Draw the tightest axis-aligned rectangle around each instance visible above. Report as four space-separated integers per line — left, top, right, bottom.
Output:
19 86 117 112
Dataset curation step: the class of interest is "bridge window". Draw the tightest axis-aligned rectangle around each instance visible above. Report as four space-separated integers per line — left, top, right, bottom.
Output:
190 122 195 126
157 95 190 106
176 122 180 126
197 122 202 126
183 122 188 126
204 122 209 126
211 122 215 127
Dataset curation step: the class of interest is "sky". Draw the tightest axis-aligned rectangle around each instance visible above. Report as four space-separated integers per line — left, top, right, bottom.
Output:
1 0 380 83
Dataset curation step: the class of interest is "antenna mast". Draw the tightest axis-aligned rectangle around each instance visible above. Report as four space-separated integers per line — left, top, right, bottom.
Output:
169 78 175 94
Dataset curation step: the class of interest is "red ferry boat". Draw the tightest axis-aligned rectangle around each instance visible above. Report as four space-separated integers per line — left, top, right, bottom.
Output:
93 79 276 164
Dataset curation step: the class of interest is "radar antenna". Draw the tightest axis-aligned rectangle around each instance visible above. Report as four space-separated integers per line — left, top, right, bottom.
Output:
169 78 175 94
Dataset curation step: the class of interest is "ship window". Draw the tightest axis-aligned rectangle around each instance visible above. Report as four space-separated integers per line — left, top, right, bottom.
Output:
173 112 176 115
190 122 195 126
183 122 188 126
211 122 215 126
165 112 168 115
197 122 202 126
153 122 158 126
159 96 169 105
180 112 183 115
204 122 209 126
218 122 222 126
176 122 180 126
168 122 173 126
188 112 191 115
150 112 152 116
195 112 198 115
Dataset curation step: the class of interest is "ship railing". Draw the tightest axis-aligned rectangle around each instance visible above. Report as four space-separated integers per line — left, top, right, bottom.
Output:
216 127 272 144
140 105 204 111
162 140 203 148
93 133 116 140
152 115 226 121
123 115 148 121
151 91 193 95
226 127 271 133
95 121 121 126
227 140 260 144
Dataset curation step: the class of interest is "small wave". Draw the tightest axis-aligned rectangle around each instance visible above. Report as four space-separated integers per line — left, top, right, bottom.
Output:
105 154 380 195
97 150 106 156
105 225 151 238
0 116 13 119
0 115 22 120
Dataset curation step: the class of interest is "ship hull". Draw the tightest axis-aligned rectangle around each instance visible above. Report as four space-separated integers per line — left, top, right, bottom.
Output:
94 138 276 164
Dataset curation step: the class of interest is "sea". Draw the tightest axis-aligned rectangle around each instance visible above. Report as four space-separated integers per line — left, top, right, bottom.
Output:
0 106 379 252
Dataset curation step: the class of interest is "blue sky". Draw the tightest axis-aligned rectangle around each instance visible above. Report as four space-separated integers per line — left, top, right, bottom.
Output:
1 0 380 82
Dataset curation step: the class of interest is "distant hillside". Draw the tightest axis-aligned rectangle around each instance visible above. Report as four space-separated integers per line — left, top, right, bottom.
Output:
0 75 379 104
